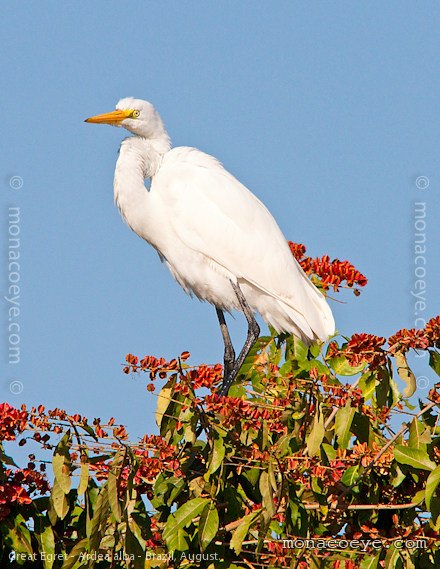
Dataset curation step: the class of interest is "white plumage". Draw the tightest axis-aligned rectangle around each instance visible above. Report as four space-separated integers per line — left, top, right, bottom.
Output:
86 98 335 390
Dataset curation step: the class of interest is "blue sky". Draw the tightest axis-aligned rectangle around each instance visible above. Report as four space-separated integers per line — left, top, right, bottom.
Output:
1 2 439 439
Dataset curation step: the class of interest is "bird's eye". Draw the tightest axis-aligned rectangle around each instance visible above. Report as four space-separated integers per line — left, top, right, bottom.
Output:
132 110 140 118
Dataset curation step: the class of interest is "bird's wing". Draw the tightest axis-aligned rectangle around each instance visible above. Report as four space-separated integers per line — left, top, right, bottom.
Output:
155 148 290 281
153 147 332 339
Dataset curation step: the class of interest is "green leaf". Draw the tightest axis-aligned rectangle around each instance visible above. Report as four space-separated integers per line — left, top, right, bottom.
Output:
307 411 325 456
107 449 126 522
335 403 355 449
394 446 436 471
36 522 55 569
240 468 262 504
162 516 189 553
358 372 378 400
50 479 69 520
52 431 72 495
394 351 417 398
360 552 380 569
167 477 186 505
341 465 359 487
60 538 88 569
390 464 406 488
173 497 209 529
156 377 175 428
205 430 225 478
302 359 329 375
0 446 18 467
125 522 145 569
288 335 308 361
321 443 336 462
376 370 390 407
78 461 89 496
7 515 33 557
88 487 110 551
429 350 440 376
309 342 321 358
408 419 429 450
230 511 259 555
431 492 440 531
259 471 276 519
389 376 402 407
351 412 370 444
268 461 277 493
329 355 366 376
425 466 440 510
79 422 98 440
385 545 403 569
198 503 219 551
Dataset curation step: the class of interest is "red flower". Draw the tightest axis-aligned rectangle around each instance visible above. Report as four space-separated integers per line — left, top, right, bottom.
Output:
186 364 223 390
345 333 387 369
426 316 440 348
126 353 138 366
0 403 28 441
288 242 368 292
388 328 429 353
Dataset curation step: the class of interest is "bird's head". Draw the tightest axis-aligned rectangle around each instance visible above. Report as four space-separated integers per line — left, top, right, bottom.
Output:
85 97 165 138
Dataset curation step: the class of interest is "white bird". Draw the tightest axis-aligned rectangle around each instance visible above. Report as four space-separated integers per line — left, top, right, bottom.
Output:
85 98 335 394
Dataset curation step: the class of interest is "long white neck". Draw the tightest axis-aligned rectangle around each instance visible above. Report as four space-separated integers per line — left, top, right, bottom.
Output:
114 135 171 244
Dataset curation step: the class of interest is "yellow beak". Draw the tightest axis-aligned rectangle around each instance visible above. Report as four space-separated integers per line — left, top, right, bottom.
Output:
85 109 132 125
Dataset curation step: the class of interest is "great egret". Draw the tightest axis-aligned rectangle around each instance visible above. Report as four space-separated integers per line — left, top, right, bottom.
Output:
85 98 335 395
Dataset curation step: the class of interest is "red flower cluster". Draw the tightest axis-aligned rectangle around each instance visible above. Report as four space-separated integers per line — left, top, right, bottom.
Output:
89 438 182 488
328 318 439 371
145 516 164 549
10 468 50 494
321 375 363 409
135 454 181 484
330 334 387 369
426 316 440 349
0 403 28 441
0 484 31 520
311 460 346 485
135 435 182 483
175 364 223 394
124 351 191 379
333 561 355 569
0 467 50 521
188 363 223 389
289 242 368 292
262 540 293 566
88 459 109 481
205 395 287 433
388 328 429 354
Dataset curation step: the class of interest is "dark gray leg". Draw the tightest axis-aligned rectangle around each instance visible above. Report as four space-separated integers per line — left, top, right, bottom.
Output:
216 308 235 379
219 281 260 396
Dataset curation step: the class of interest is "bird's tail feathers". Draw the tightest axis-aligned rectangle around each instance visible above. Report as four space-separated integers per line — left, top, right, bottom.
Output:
244 276 335 344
